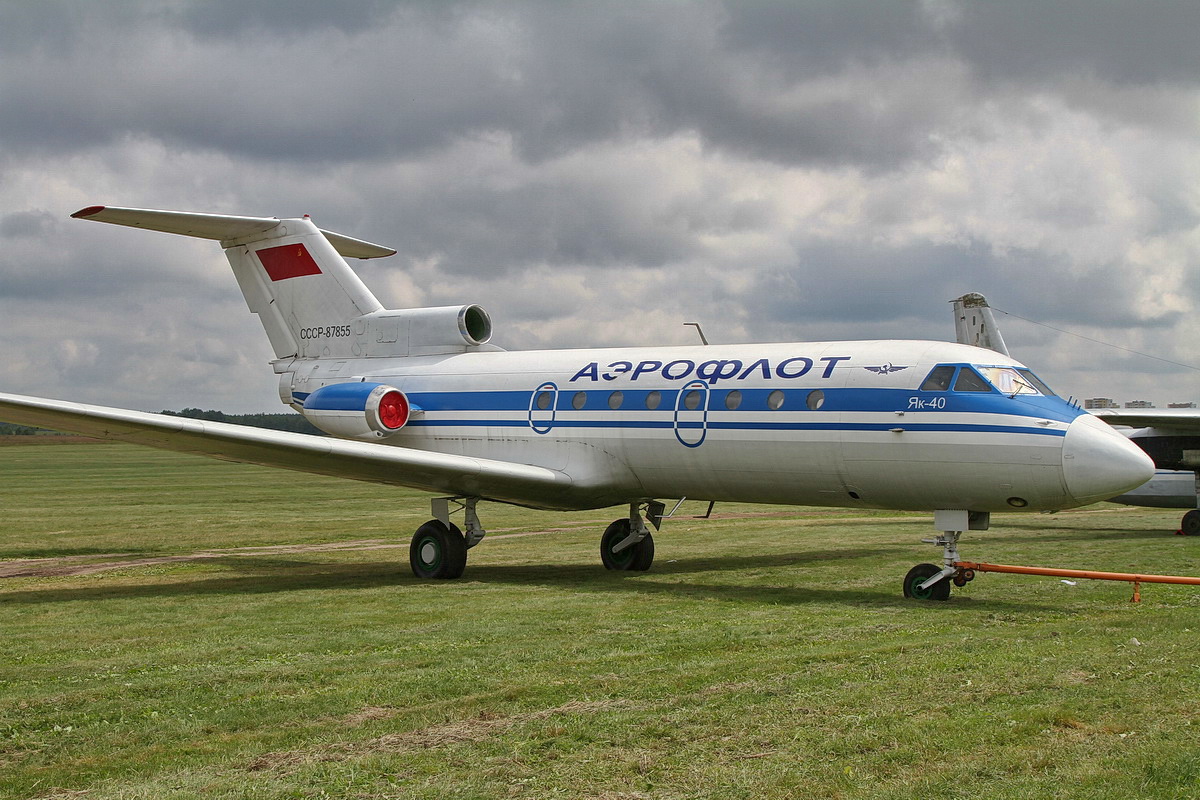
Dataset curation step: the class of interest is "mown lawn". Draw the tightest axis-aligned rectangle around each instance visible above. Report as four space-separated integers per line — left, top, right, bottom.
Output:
2 442 1198 799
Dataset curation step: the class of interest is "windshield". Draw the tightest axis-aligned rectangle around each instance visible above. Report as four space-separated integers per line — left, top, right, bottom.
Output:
979 367 1056 397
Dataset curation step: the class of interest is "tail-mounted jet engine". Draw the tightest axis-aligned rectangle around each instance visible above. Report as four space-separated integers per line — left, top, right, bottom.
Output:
358 304 493 357
301 382 411 439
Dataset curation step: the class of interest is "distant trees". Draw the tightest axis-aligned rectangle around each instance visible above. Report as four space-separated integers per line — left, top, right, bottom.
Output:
0 423 41 436
160 409 324 435
1 411 324 436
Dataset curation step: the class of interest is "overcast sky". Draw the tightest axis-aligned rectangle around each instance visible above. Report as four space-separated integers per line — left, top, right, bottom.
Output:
2 0 1198 413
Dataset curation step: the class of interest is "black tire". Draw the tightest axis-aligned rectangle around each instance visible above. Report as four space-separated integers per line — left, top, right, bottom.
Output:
630 531 655 571
903 563 951 601
1182 510 1200 536
410 519 468 579
600 519 655 571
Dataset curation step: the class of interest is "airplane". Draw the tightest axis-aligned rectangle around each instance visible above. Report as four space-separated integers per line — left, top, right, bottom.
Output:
1087 409 1200 533
950 293 1200 535
0 206 1154 601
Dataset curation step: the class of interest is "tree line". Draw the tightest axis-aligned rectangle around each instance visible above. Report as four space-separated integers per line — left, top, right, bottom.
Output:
1 409 323 437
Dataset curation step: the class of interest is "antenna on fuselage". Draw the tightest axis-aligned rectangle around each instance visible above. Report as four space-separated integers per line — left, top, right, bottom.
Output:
684 322 710 346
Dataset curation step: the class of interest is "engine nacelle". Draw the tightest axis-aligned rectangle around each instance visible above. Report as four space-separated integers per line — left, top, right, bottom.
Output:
357 304 492 356
301 382 411 440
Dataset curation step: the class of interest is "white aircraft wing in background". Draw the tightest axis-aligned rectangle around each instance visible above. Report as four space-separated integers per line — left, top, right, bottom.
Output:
1087 408 1200 430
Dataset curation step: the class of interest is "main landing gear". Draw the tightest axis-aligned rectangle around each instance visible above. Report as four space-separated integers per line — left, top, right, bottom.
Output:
1177 472 1200 535
600 502 664 572
408 498 667 579
409 497 486 579
902 510 987 601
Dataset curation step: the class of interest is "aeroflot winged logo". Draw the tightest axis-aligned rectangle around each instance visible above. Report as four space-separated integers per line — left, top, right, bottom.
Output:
864 363 909 375
570 355 852 385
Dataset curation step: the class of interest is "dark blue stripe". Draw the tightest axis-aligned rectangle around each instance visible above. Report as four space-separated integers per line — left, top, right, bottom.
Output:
405 386 1081 423
405 417 1066 437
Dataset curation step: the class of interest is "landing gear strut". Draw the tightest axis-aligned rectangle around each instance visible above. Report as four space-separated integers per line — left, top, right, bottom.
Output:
1181 472 1200 535
409 496 485 579
903 510 986 601
600 502 662 571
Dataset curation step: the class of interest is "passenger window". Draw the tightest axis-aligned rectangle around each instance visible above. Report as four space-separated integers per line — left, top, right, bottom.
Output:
608 391 624 410
683 390 702 411
920 366 955 391
535 391 553 410
806 389 825 410
646 391 662 410
953 368 992 392
572 391 587 410
725 390 742 410
767 390 785 410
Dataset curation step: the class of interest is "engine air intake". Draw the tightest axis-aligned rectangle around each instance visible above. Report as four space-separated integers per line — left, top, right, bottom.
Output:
301 382 410 439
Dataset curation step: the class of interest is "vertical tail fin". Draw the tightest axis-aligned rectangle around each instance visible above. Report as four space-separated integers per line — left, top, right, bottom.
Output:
951 292 1010 356
71 206 394 359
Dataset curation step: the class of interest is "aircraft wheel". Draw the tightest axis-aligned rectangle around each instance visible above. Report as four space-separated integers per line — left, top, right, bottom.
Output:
600 519 655 571
410 519 468 579
903 563 950 601
1182 510 1200 536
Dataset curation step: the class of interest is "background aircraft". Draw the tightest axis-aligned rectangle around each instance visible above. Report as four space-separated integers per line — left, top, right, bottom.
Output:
0 208 1154 599
951 293 1200 534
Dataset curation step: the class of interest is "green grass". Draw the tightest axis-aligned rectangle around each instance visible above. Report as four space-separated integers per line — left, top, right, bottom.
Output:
2 442 1200 799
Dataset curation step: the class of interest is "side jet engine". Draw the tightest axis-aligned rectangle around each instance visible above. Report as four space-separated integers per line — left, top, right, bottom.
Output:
301 382 411 439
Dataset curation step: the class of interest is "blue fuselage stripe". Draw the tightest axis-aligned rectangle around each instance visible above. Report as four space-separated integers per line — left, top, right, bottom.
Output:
404 418 1065 437
404 387 1078 420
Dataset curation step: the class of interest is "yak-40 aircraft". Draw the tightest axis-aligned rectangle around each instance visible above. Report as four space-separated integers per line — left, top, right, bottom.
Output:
0 207 1155 600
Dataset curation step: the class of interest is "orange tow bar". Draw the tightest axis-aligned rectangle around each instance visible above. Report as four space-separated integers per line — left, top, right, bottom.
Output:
955 561 1200 603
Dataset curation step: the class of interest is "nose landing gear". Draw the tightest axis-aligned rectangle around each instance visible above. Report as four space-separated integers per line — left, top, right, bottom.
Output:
904 510 987 601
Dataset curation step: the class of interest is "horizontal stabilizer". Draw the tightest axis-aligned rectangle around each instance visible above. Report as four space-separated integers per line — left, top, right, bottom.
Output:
71 206 396 259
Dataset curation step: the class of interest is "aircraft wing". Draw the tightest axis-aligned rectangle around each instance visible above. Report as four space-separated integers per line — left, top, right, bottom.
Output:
0 392 573 504
1089 408 1200 431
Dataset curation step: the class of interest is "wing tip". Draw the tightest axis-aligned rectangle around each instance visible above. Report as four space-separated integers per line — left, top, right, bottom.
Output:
71 205 106 219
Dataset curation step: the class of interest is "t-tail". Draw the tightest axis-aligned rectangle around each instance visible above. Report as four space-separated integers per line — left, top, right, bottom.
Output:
71 206 494 365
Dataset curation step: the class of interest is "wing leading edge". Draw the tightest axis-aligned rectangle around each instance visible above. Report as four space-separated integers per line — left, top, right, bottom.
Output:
0 392 574 506
1089 408 1200 431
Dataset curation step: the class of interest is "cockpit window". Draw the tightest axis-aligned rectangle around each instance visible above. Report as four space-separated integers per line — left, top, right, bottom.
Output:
920 366 955 391
1017 369 1056 397
979 367 1055 397
953 367 992 392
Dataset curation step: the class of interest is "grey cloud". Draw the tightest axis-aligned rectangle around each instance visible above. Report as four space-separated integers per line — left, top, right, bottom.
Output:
0 210 57 238
745 240 1168 340
951 0 1200 86
4 1 1196 172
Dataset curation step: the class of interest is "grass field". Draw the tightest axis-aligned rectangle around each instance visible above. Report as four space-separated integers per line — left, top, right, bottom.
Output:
2 441 1199 799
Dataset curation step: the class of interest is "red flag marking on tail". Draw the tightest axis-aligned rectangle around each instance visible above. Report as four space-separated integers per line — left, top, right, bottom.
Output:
257 243 322 281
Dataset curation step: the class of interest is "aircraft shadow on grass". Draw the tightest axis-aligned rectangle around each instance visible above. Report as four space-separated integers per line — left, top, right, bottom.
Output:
987 522 1175 544
0 545 1050 612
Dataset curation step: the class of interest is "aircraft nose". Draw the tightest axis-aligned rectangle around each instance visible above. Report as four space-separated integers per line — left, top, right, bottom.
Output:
1062 413 1155 505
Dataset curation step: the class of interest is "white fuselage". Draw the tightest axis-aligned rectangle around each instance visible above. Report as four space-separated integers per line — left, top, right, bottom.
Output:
288 338 1146 513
